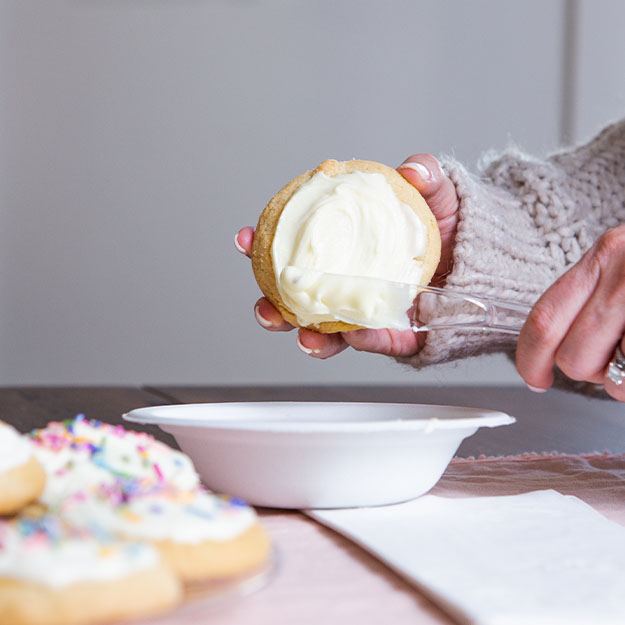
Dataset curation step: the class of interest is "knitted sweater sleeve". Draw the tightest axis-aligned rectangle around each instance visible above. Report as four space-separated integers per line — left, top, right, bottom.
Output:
402 118 625 368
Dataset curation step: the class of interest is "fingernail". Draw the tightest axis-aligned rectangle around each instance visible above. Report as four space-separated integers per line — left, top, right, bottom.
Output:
527 384 547 393
398 161 431 180
234 232 246 255
296 335 320 355
254 305 273 328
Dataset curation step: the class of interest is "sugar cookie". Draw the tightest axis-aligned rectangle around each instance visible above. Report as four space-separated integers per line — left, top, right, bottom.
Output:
62 486 270 584
0 510 181 625
30 416 199 507
0 422 45 516
31 417 271 584
252 159 441 332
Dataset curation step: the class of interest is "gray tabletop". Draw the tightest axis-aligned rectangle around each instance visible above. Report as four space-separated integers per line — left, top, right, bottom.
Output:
3 385 624 456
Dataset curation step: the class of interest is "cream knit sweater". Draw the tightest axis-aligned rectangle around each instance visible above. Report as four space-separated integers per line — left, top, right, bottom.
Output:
403 119 625 372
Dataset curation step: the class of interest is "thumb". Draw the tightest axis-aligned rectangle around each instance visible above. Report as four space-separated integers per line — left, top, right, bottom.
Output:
397 154 458 224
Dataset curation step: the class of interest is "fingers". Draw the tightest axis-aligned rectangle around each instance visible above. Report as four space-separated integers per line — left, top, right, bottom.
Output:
238 230 294 332
242 230 344 357
554 270 625 385
342 328 423 358
396 154 458 232
254 298 348 359
518 227 625 394
397 154 459 285
605 336 625 401
254 298 293 332
253 300 422 360
555 230 625 389
516 250 600 391
297 328 348 359
235 227 255 258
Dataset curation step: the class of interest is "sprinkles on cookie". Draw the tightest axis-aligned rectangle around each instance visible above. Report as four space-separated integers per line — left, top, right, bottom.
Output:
30 415 200 507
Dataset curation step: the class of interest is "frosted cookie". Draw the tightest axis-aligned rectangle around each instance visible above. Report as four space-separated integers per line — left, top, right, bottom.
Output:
0 510 181 625
30 416 199 506
252 159 441 332
63 487 271 584
0 422 45 516
31 417 270 583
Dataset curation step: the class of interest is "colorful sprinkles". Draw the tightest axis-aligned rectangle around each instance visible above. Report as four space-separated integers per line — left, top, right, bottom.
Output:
1 416 258 595
30 415 197 488
0 509 123 553
26 415 252 536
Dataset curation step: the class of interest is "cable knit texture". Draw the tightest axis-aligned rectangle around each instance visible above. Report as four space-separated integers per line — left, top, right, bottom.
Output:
399 119 625 371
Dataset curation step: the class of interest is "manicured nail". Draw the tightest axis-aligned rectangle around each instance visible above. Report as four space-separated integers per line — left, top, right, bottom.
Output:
254 305 273 328
234 232 246 254
527 384 547 393
398 161 431 180
296 335 320 355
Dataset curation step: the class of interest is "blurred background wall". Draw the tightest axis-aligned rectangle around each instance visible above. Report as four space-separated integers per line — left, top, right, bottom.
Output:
1 0 623 385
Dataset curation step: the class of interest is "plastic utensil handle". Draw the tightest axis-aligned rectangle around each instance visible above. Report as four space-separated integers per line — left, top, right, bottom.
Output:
411 286 531 335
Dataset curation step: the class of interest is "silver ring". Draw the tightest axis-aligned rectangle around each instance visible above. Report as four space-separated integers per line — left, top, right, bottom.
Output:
607 344 625 386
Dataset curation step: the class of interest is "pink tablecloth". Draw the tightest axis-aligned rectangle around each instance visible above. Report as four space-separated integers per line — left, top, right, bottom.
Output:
438 452 625 524
151 452 625 625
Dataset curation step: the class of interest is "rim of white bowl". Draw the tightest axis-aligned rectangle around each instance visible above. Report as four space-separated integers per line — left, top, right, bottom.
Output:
123 402 515 433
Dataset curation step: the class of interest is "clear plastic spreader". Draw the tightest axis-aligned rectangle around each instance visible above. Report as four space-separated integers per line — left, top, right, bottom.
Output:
282 267 531 334
410 285 531 335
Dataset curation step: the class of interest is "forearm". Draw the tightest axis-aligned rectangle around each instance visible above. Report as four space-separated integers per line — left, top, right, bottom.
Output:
485 118 625 267
402 118 625 370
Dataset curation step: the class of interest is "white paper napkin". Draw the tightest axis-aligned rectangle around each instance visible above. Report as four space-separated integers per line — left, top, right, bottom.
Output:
309 490 625 625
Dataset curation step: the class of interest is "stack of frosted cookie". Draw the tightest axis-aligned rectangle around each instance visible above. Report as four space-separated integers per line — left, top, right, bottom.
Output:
0 417 270 625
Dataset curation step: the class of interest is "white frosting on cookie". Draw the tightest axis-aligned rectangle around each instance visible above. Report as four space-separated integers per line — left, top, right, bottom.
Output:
72 419 198 490
272 170 427 329
279 266 418 330
30 417 199 506
63 489 257 544
0 422 33 473
33 446 115 507
28 418 256 554
0 516 158 588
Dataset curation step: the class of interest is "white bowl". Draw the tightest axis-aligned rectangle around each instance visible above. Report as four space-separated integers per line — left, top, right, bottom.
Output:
123 402 514 509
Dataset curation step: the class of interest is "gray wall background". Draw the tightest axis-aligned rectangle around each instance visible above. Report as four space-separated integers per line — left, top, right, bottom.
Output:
1 0 623 385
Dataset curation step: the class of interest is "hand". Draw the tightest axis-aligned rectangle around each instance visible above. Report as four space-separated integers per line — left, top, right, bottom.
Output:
235 154 460 359
516 225 625 401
